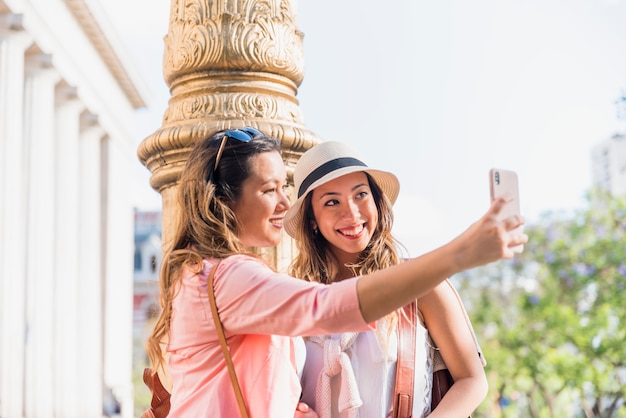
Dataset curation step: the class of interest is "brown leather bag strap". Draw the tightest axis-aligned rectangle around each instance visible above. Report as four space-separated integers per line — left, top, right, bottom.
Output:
141 368 170 418
207 262 249 418
393 300 417 418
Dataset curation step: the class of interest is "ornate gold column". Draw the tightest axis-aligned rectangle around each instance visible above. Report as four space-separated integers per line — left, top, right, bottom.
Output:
138 0 319 257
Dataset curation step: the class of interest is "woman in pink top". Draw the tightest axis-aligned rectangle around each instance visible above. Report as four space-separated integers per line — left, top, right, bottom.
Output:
145 127 527 418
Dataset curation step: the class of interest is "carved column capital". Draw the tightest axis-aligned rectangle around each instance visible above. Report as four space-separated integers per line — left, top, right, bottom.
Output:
138 0 319 196
163 0 305 87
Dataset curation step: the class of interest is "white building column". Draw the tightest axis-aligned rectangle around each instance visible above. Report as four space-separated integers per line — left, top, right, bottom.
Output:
0 14 32 418
53 82 84 418
77 111 105 417
22 51 61 418
102 135 135 418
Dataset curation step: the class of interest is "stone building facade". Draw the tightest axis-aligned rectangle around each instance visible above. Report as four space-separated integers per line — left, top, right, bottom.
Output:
0 0 149 416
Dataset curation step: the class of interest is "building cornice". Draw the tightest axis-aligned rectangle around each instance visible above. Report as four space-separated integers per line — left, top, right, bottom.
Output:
64 0 147 109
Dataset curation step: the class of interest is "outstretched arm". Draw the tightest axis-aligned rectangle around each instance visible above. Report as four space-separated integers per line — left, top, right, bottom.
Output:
357 196 527 323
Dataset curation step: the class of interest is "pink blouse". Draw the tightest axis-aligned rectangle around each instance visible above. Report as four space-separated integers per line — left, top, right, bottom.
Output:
167 254 371 418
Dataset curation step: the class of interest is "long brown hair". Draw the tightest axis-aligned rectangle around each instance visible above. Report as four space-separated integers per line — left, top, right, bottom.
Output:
288 173 406 345
145 129 281 372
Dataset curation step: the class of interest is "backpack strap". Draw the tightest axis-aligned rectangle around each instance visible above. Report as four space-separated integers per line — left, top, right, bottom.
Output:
393 300 417 418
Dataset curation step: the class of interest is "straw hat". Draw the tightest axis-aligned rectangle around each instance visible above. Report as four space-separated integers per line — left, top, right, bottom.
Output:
284 141 400 238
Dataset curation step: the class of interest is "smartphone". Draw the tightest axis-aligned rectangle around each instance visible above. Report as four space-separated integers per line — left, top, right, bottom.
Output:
489 168 523 253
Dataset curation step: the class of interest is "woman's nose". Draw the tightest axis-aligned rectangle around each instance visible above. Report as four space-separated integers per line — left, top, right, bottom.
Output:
278 189 291 211
342 200 360 221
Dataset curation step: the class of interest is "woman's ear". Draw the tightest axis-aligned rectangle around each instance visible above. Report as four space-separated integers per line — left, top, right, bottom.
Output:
309 219 320 238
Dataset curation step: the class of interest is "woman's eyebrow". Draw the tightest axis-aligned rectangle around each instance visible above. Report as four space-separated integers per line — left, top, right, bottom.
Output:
351 183 368 192
317 183 368 200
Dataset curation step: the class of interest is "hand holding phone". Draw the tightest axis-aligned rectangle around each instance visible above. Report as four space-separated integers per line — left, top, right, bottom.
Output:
489 168 523 253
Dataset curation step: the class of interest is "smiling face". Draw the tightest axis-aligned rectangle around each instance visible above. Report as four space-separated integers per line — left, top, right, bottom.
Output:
310 171 379 266
231 151 291 248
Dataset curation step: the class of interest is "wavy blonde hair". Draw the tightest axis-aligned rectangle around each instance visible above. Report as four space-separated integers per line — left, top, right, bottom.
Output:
145 130 281 373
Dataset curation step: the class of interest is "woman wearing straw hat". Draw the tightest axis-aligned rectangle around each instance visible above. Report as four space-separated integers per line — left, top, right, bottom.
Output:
285 141 495 417
145 128 526 418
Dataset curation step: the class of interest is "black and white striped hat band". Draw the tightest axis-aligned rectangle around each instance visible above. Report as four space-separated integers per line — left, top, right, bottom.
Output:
297 157 367 198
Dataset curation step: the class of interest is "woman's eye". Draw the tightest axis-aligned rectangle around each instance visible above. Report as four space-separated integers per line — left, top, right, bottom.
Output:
324 199 339 207
356 191 368 199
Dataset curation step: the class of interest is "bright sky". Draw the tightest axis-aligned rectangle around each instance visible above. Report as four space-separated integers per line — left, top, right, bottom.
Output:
101 0 626 255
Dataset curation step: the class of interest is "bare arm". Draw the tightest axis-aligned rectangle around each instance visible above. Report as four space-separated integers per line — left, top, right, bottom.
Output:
420 280 488 417
357 196 526 323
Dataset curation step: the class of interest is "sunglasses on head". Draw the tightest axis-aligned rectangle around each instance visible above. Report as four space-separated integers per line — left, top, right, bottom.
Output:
212 126 264 177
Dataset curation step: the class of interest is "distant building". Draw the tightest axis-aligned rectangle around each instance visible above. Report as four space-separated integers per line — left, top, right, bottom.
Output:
133 209 161 365
591 133 626 196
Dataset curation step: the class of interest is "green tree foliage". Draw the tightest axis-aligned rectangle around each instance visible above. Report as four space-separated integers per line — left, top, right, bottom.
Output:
454 190 626 417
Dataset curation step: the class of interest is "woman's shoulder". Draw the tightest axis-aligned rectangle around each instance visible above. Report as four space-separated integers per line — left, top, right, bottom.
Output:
206 254 276 284
181 253 265 282
195 253 266 270
217 253 269 270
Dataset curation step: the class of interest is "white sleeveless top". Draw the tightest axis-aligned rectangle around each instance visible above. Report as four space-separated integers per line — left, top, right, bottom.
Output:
299 319 433 418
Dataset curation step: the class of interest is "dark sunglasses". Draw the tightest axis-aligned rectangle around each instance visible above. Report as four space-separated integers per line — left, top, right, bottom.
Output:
212 126 263 176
